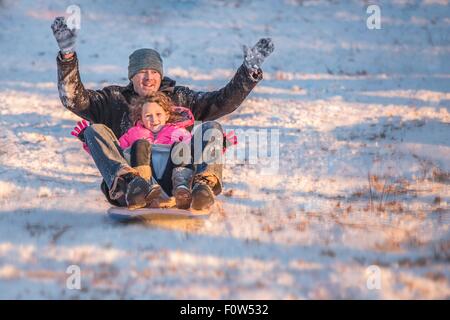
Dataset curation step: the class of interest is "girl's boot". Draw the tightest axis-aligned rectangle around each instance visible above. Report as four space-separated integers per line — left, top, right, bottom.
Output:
172 167 194 209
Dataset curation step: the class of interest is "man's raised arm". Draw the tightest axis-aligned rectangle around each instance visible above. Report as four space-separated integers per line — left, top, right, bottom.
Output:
179 38 275 121
52 17 110 124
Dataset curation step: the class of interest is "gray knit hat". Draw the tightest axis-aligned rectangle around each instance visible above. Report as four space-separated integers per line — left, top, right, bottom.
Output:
128 48 163 80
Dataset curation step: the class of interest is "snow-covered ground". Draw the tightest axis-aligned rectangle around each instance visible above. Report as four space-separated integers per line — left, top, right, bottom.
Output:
0 0 449 299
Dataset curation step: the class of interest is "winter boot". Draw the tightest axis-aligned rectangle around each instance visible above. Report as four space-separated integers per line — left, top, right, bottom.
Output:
123 173 161 210
172 167 194 209
134 164 162 207
191 173 218 210
134 165 151 181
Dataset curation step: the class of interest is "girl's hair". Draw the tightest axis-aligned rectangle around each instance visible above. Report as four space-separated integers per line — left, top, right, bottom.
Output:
129 92 180 125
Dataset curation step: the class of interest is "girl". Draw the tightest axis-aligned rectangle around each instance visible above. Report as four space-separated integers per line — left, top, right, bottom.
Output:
119 92 195 209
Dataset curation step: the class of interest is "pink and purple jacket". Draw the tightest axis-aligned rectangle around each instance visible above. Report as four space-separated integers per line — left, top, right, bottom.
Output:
118 106 194 150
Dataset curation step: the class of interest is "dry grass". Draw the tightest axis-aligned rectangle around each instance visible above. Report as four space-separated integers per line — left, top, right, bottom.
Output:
367 173 411 212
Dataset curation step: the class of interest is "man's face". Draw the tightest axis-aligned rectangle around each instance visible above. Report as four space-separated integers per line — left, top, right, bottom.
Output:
131 69 162 97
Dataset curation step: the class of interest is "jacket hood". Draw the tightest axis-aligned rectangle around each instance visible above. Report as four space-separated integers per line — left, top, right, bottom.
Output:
170 106 194 129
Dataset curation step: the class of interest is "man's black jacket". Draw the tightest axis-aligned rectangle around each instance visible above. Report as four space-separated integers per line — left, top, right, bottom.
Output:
57 53 263 138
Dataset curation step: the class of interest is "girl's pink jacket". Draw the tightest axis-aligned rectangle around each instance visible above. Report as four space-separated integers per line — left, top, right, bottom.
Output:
119 106 194 149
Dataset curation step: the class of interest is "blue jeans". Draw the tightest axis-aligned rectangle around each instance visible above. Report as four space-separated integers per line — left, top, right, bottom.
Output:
83 122 224 204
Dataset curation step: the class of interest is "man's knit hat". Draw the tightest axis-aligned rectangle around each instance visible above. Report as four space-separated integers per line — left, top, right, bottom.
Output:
128 48 163 80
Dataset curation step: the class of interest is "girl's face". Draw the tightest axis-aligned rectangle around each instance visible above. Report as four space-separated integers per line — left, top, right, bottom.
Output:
141 102 170 133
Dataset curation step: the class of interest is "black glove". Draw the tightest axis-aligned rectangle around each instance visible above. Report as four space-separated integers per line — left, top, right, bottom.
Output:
243 38 274 73
51 17 78 55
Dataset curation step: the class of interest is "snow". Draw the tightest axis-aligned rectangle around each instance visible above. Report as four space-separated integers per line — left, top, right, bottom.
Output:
0 0 449 299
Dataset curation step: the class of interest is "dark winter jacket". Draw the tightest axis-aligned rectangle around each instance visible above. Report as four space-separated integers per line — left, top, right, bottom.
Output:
56 52 263 139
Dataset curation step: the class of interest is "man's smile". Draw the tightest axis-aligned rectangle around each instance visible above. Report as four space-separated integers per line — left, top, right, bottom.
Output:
142 83 155 89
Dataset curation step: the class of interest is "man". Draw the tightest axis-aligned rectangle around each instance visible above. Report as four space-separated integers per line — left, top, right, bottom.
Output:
51 16 274 210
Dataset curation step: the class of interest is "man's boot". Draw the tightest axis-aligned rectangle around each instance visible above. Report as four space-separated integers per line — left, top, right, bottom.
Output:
191 173 218 210
134 165 151 181
172 167 194 209
122 172 160 210
132 164 161 208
